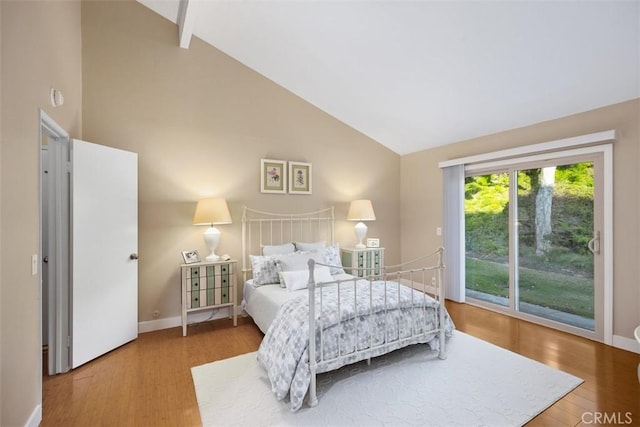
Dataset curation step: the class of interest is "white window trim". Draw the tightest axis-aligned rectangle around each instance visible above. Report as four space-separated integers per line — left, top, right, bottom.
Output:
439 130 616 169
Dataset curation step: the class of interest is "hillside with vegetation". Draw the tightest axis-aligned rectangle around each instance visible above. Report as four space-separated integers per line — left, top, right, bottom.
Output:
464 163 594 318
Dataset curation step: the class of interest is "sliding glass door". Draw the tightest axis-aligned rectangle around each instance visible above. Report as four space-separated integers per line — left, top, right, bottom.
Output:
465 172 510 308
464 154 603 339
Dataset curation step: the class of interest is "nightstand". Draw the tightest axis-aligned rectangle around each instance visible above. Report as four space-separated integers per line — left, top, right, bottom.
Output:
180 259 237 336
341 247 385 278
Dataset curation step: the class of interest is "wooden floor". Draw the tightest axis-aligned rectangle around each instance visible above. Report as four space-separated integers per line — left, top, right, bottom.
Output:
41 302 639 426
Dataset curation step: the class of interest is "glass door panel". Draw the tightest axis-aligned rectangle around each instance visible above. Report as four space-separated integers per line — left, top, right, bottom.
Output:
515 163 595 330
464 172 510 307
463 151 604 341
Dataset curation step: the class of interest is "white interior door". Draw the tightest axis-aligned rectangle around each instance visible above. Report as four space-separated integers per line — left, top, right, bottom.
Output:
71 139 138 368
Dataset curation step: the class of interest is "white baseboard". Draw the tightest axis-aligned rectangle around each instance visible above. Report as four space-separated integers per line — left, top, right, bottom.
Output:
138 306 238 334
25 404 41 427
138 316 181 333
613 334 640 354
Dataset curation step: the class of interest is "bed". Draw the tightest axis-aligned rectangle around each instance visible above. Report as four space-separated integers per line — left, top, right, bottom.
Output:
241 206 454 411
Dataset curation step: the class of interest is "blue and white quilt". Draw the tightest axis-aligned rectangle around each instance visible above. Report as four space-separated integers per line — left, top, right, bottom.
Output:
257 279 455 411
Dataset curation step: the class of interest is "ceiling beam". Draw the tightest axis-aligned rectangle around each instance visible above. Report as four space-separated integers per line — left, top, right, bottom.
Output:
177 0 197 49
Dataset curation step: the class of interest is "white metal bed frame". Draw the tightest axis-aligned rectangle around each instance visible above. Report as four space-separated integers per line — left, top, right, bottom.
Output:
241 206 335 283
306 250 447 406
241 206 447 408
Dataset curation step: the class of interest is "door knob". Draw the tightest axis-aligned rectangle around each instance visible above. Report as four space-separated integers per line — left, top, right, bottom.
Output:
129 253 139 260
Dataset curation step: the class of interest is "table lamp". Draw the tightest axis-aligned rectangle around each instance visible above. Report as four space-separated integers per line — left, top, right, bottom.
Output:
347 199 376 249
193 198 232 261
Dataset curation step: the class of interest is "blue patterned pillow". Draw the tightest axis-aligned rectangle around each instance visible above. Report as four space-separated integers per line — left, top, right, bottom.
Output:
321 243 345 275
249 255 280 286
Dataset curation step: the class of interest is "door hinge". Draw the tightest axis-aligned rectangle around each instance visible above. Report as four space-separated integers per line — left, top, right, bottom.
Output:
67 336 72 348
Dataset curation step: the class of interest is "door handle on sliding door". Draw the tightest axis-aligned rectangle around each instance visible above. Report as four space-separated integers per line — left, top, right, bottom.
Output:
588 231 600 255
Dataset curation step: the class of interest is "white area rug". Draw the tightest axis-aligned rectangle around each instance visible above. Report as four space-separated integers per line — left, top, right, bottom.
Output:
191 331 582 426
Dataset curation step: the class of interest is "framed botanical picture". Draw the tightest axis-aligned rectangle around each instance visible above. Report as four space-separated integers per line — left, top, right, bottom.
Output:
181 250 200 264
288 161 312 194
261 159 287 194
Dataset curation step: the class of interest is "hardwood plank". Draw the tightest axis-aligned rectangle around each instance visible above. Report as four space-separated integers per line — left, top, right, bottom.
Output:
41 303 639 426
541 404 583 426
525 411 572 427
42 317 263 426
562 391 599 413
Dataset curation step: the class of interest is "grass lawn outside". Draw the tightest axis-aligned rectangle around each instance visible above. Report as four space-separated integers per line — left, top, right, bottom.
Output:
465 257 594 319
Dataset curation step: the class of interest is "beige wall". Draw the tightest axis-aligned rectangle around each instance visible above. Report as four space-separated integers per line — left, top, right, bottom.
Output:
81 0 401 324
0 1 82 425
401 99 640 341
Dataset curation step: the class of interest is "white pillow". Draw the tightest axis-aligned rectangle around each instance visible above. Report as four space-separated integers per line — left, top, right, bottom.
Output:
294 241 326 251
277 250 323 273
279 266 334 291
261 243 295 256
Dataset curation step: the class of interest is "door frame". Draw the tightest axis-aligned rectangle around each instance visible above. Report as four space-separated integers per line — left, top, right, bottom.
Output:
442 137 613 345
465 148 610 342
39 109 72 377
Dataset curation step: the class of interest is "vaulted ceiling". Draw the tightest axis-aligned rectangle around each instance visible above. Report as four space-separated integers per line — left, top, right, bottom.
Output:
138 0 639 155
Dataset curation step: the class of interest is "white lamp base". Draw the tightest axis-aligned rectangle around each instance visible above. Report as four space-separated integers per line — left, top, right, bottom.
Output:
203 226 221 261
354 222 368 249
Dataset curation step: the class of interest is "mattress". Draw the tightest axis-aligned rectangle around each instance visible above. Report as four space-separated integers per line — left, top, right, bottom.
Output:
241 273 354 334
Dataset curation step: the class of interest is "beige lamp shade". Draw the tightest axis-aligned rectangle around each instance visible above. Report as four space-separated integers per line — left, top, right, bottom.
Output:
193 198 232 261
347 200 375 249
347 199 376 221
193 198 232 226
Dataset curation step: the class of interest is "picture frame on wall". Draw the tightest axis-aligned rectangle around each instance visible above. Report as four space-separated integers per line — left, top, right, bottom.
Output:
288 161 312 195
366 238 380 248
261 159 287 194
181 250 200 264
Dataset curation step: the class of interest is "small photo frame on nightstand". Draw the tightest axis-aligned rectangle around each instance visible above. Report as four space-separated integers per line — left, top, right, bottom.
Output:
181 250 200 264
366 238 380 248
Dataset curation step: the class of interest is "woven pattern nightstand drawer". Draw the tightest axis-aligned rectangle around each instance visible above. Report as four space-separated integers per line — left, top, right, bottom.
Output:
341 248 385 279
180 260 237 336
